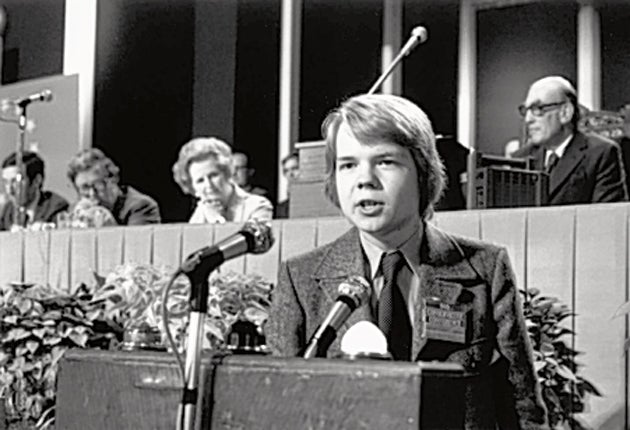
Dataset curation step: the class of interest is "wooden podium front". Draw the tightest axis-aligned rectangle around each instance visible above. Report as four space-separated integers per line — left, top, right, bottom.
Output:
56 349 465 430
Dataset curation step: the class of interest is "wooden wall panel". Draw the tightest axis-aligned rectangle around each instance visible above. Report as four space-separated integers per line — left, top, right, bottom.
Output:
574 204 628 429
433 210 481 239
123 226 154 265
181 224 214 261
96 227 124 278
70 230 97 292
280 219 317 262
48 229 70 291
526 206 575 303
152 224 183 271
0 232 23 285
316 217 351 247
23 231 50 287
479 208 527 288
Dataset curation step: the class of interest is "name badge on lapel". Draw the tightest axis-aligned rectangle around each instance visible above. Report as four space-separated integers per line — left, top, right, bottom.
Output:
424 280 472 344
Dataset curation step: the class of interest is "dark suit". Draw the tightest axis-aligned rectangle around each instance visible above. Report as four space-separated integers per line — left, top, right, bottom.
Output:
267 224 548 429
513 131 628 205
111 185 161 225
0 190 69 230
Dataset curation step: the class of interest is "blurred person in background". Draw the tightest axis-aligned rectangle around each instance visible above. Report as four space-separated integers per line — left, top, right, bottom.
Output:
275 151 299 218
173 137 273 224
67 148 161 226
232 151 269 197
0 151 68 231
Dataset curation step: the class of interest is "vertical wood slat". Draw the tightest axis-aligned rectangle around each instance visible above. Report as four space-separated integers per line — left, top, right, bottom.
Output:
316 217 351 247
181 224 215 261
434 210 481 239
574 204 628 429
0 232 23 285
96 227 124 278
280 218 317 262
152 224 183 271
245 221 282 283
70 229 97 292
48 229 71 291
526 206 576 302
123 226 153 265
479 208 527 289
23 231 50 287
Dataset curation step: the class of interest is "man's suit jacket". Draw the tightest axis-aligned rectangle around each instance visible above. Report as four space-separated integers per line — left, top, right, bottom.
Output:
513 131 628 205
266 224 548 429
111 185 161 225
0 190 69 230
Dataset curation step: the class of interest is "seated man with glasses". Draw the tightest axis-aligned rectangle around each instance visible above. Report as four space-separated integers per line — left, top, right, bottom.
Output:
0 151 69 231
66 148 161 226
513 75 628 205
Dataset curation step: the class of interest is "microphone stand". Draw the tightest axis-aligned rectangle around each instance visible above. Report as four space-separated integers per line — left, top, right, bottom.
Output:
12 102 30 228
177 270 209 430
368 36 419 95
176 252 225 430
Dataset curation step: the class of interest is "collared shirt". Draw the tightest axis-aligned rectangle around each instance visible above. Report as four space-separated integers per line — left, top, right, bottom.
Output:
545 133 573 167
359 227 422 328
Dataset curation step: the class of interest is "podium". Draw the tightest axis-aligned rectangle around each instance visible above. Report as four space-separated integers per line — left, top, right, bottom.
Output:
56 349 465 430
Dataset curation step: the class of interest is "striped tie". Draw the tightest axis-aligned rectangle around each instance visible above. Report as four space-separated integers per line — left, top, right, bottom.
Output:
377 251 412 361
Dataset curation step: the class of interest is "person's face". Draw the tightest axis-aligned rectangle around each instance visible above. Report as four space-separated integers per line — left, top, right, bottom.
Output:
522 82 571 147
334 122 421 245
73 166 117 209
2 166 39 206
232 154 250 187
189 156 233 205
282 157 300 182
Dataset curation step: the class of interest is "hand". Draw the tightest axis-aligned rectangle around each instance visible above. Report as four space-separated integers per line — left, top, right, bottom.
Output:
190 199 226 224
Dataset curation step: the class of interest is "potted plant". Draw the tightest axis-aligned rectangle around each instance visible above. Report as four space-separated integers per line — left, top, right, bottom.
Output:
521 288 601 430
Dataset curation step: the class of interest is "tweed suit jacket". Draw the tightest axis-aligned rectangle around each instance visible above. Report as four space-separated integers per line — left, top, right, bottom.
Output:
266 223 548 429
513 131 628 205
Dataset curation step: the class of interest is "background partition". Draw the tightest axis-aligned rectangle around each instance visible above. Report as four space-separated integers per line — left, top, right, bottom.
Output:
1 203 629 427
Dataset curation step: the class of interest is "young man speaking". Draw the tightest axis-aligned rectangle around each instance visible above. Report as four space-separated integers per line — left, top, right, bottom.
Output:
266 94 548 429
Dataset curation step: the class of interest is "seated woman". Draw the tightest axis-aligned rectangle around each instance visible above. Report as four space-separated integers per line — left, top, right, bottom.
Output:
67 148 161 226
172 137 273 224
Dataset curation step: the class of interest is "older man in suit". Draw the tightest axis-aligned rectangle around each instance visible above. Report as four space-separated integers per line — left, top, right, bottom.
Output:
266 94 548 429
513 75 628 205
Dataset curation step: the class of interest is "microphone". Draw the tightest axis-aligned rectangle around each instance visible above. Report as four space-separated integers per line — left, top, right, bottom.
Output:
303 276 371 359
367 25 429 95
179 219 274 277
400 26 428 57
16 90 53 107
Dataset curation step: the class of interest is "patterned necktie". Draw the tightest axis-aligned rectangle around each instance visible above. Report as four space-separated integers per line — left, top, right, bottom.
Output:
545 152 559 174
377 251 412 361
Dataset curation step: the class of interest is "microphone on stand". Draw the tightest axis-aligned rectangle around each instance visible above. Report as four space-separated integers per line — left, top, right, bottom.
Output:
179 218 274 279
303 276 371 359
367 25 428 95
15 90 53 107
176 218 274 430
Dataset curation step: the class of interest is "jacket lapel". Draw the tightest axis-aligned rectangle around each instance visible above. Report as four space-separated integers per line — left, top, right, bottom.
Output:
311 228 372 348
412 224 481 359
549 134 586 198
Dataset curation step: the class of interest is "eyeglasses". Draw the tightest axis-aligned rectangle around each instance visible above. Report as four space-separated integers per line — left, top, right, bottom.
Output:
76 179 108 196
518 101 566 118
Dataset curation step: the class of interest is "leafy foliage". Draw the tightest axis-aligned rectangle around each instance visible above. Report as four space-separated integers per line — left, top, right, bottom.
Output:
0 282 121 429
0 264 273 429
522 288 601 430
